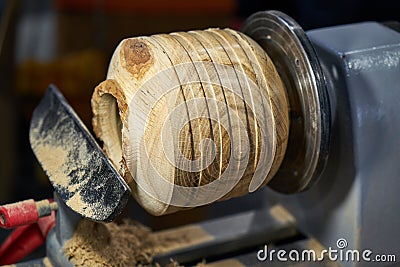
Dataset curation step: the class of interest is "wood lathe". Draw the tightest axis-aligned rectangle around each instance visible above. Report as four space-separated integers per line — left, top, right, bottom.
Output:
1 10 399 267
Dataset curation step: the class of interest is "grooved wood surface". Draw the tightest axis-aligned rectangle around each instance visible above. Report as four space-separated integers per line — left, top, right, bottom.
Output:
91 28 289 216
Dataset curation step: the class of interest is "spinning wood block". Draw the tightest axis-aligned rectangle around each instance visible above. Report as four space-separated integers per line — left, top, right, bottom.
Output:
91 28 289 215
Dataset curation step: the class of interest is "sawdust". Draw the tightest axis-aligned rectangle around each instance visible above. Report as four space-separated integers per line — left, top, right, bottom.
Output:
63 219 195 267
269 204 296 224
33 144 70 187
43 257 53 267
30 112 87 190
30 112 116 219
32 139 99 217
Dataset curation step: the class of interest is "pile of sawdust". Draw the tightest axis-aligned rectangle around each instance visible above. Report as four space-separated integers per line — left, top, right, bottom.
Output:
63 219 185 267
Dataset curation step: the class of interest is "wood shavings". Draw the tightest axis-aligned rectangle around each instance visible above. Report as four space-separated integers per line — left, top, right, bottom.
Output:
63 219 188 266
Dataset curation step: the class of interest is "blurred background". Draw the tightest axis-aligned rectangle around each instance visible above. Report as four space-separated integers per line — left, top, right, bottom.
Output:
0 0 398 261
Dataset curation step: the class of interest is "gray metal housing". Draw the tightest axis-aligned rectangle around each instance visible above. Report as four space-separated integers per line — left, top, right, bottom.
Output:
266 22 400 267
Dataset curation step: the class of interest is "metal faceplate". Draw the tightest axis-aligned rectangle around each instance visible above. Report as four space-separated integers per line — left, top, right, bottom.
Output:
241 11 331 194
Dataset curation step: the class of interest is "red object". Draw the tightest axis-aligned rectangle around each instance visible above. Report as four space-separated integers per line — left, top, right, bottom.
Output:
0 200 56 264
0 223 44 264
0 211 56 265
0 199 39 229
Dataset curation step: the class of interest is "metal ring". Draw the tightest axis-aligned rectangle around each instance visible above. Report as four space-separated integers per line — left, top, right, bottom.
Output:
241 10 331 193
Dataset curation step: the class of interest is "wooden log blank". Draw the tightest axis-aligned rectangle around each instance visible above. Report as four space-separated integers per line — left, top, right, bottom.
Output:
91 28 289 216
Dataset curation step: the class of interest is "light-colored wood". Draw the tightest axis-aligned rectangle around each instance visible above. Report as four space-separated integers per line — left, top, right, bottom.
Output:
91 29 289 216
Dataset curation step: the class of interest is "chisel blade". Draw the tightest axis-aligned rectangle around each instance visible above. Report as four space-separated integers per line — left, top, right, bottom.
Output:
29 85 130 222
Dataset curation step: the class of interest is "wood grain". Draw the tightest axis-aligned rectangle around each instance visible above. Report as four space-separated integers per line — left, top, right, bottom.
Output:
91 29 289 215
